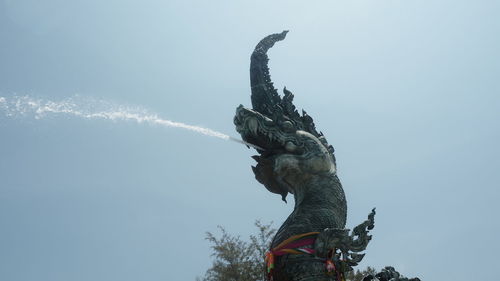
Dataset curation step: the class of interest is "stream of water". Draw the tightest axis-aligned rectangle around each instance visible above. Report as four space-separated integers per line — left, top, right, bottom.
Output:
0 95 259 150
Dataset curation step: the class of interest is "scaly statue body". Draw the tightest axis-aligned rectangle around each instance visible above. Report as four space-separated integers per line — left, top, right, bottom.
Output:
234 31 373 281
234 32 420 281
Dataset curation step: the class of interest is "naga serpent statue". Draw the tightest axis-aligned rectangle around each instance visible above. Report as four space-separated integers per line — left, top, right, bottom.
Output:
234 31 420 281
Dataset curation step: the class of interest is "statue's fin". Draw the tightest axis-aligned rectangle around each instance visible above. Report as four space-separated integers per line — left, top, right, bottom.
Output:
250 30 288 117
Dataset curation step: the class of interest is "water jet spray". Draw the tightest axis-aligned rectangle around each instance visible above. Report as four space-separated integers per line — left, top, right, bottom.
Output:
0 95 262 150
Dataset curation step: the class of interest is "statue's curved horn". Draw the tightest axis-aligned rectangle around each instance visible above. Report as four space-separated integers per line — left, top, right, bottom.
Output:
250 31 288 116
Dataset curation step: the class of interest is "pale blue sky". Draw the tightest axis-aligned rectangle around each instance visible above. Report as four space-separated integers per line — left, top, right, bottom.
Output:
1 1 499 280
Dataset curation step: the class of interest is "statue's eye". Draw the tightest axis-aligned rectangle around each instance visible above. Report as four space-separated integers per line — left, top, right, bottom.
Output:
282 121 293 131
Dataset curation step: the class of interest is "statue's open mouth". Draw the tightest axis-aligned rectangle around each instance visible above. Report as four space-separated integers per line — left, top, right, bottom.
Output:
234 105 295 158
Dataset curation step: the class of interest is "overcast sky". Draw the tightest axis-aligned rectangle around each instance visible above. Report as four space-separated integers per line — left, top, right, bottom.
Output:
1 1 499 280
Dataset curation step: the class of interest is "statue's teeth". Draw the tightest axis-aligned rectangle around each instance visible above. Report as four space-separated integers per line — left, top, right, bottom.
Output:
248 118 258 135
251 166 258 175
252 155 261 162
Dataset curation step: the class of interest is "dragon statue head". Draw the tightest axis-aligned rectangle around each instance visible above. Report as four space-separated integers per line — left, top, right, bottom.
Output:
234 31 337 203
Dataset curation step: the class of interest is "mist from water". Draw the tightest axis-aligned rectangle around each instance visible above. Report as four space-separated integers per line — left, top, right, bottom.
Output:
0 95 258 149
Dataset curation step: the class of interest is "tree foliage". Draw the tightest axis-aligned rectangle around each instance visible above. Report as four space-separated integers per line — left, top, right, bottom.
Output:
200 221 376 281
200 221 275 281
